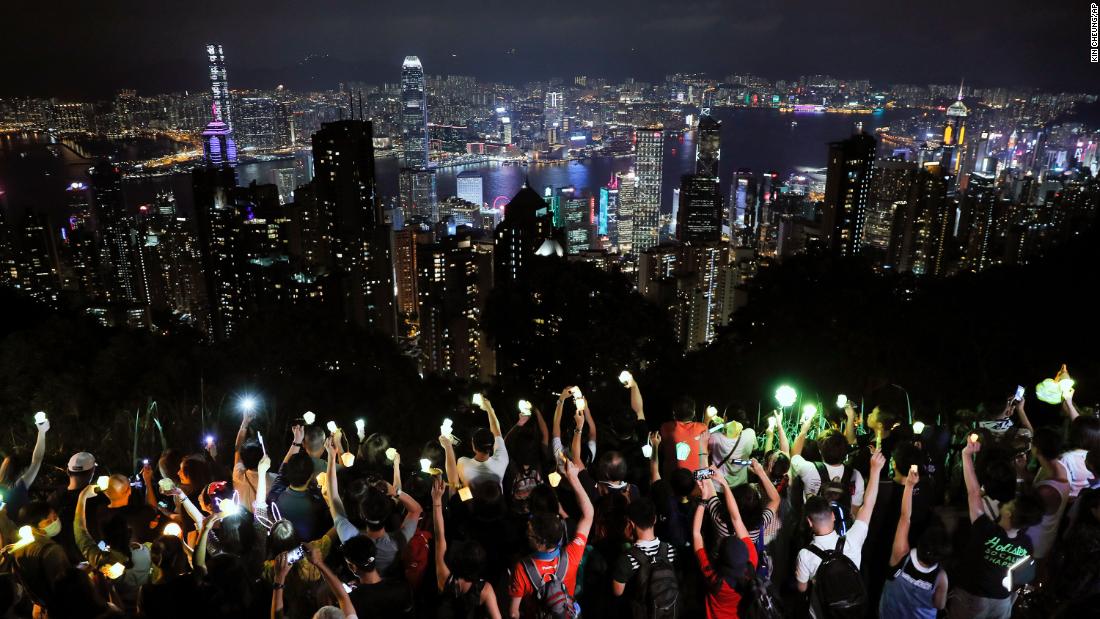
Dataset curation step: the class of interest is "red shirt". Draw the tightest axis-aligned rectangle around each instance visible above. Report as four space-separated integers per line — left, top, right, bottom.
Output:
508 533 588 613
660 421 709 472
695 538 758 619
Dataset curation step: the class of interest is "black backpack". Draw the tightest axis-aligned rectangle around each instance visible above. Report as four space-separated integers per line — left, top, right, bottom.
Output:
522 552 579 619
627 543 679 619
807 536 867 619
813 462 855 514
737 564 785 619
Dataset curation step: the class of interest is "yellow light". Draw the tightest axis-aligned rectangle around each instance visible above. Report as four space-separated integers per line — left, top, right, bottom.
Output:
705 406 718 419
157 478 175 493
162 523 183 538
458 486 473 501
315 472 327 489
944 125 953 145
574 397 586 411
969 433 979 444
548 472 562 487
14 525 34 549
340 453 355 468
105 563 125 580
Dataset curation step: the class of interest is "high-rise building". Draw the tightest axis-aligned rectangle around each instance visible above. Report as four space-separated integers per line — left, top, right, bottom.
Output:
456 171 483 207
416 230 486 379
312 119 395 334
401 56 429 169
89 163 140 305
493 186 554 286
822 131 876 256
677 174 722 243
942 83 969 174
695 114 721 178
960 170 999 272
888 164 953 276
562 190 591 254
202 119 238 167
236 97 290 150
399 168 439 225
615 171 637 254
206 44 232 128
634 126 664 252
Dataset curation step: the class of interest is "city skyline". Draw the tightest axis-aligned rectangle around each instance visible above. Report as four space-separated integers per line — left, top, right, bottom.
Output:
1 1 1091 99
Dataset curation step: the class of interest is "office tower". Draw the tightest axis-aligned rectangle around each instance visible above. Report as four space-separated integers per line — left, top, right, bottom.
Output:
399 168 438 225
202 117 238 166
206 43 232 128
416 230 486 379
615 171 637 254
0 198 15 286
695 114 721 178
544 91 563 144
562 190 591 254
960 170 1000 271
390 225 418 332
59 181 103 299
599 178 619 241
730 169 756 245
236 96 290 150
14 211 60 304
634 126 664 251
456 171 484 207
192 165 243 340
401 56 429 169
822 131 876 256
866 157 917 252
312 119 395 334
493 186 554 286
273 168 297 205
438 197 480 230
89 163 140 305
677 174 722 243
888 164 953 276
942 83 968 174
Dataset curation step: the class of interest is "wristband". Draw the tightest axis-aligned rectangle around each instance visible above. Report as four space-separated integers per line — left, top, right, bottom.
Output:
272 582 285 590
292 442 302 447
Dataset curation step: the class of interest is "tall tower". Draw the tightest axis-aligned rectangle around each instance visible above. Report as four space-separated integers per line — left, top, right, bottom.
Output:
401 56 429 169
206 44 232 129
634 126 664 252
89 163 139 304
695 114 721 179
822 130 876 256
942 81 968 174
678 114 722 243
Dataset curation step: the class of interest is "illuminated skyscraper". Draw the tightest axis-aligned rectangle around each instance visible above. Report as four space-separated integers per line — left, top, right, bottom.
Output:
960 170 999 271
401 56 429 169
206 43 232 128
89 163 140 305
695 114 721 178
494 186 554 286
942 82 968 174
888 164 953 276
678 115 722 244
822 131 876 256
399 168 438 225
615 171 637 254
456 171 484 207
634 126 664 251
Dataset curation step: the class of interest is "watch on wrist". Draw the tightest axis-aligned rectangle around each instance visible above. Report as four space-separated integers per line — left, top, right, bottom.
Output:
272 582 285 590
292 442 302 447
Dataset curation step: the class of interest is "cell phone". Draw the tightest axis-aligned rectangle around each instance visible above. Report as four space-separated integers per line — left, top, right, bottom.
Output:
286 545 305 565
1013 386 1025 401
342 582 356 593
731 459 752 466
693 468 713 481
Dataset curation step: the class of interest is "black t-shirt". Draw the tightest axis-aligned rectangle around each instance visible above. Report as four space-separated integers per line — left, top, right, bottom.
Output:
348 579 413 617
47 485 106 564
954 514 1033 599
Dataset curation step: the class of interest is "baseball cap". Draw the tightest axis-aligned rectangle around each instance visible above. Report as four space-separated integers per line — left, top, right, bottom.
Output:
67 452 96 473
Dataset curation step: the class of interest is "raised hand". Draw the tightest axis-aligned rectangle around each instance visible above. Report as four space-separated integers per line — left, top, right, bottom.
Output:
291 425 305 445
869 448 886 475
904 465 919 487
431 476 445 503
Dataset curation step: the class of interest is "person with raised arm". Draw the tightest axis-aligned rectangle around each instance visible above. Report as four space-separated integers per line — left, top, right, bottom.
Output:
431 477 501 618
461 394 510 487
658 396 709 476
692 475 757 618
232 411 274 512
879 466 949 619
0 413 49 523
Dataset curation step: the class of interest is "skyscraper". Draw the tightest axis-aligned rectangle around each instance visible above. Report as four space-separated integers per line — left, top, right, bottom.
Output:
888 164 953 276
615 171 637 254
399 167 438 225
494 186 554 286
695 114 721 178
456 171 484 207
634 126 664 251
401 56 429 169
678 115 722 244
89 163 140 305
942 83 969 174
822 131 876 256
206 44 232 128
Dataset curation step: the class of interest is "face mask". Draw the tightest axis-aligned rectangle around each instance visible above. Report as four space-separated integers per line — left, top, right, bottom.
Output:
43 518 62 538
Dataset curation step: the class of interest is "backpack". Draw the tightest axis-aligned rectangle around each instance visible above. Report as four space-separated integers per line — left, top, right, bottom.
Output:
737 564 784 619
626 543 679 619
813 462 855 513
522 552 579 619
402 527 432 590
807 536 867 619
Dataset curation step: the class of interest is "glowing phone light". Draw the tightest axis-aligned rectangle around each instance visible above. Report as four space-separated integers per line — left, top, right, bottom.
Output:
105 562 125 580
34 411 47 424
641 444 653 459
518 400 532 415
385 448 397 462
618 371 633 386
326 421 338 434
340 453 355 468
96 476 109 491
705 406 718 419
801 403 817 423
458 486 473 501
836 394 848 408
163 522 183 538
775 385 797 408
472 393 484 408
302 411 316 425
548 472 562 487
420 458 432 473
912 421 926 434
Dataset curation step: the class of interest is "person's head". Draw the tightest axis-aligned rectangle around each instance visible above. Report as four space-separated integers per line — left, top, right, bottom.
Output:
818 430 849 466
672 396 696 422
597 451 628 483
527 513 565 552
303 425 326 458
1033 427 1064 461
199 480 234 515
914 523 951 567
978 448 1019 503
359 487 393 532
151 534 191 575
867 406 898 434
18 501 59 537
283 452 314 489
66 452 96 488
732 484 764 530
312 607 347 619
891 442 922 480
715 536 752 588
999 490 1044 532
446 540 487 583
342 535 378 577
267 520 301 556
213 508 257 557
804 496 836 535
527 484 560 516
104 474 132 507
1069 417 1100 452
669 468 696 498
764 450 790 480
0 450 30 487
359 433 391 468
178 454 211 490
624 497 657 540
49 567 111 617
471 428 495 457
238 439 264 471
158 449 183 483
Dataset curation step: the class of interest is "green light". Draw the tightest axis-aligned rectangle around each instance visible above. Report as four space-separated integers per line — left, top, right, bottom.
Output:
1035 379 1063 405
775 385 797 408
801 403 818 422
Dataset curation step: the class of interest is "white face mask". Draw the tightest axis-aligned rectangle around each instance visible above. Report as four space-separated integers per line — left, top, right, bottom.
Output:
43 518 62 538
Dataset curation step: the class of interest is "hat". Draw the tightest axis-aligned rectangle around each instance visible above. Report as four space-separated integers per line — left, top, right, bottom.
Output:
67 452 96 474
717 536 750 588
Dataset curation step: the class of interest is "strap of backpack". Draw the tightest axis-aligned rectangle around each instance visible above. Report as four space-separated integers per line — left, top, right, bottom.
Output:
714 432 744 470
806 543 830 561
840 465 855 495
553 548 569 583
521 556 546 599
813 462 829 492
835 535 846 555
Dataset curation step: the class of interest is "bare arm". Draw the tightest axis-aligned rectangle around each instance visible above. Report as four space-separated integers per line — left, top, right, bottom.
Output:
509 597 521 619
961 437 983 523
141 462 158 510
571 408 585 467
857 450 886 525
20 420 49 489
751 459 781 515
691 501 706 552
1062 389 1080 421
270 554 291 619
533 406 549 446
843 405 858 446
890 466 919 566
234 413 254 469
440 435 459 492
628 378 645 421
649 432 662 484
792 415 814 457
776 414 791 456
933 570 949 610
1013 398 1034 434
565 460 594 539
195 512 226 575
478 396 502 438
764 423 775 454
283 425 304 465
552 388 571 440
325 442 347 521
431 478 450 592
392 452 402 494
308 546 356 619
712 474 750 540
481 583 502 619
583 405 597 445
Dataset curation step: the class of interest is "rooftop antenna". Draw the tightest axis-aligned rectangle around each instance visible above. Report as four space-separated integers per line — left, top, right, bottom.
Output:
957 78 965 101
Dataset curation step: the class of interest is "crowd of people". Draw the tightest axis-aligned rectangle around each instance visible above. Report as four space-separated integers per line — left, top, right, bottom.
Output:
0 373 1098 619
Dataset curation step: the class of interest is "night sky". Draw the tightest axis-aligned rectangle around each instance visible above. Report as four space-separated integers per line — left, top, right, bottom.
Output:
3 0 1092 99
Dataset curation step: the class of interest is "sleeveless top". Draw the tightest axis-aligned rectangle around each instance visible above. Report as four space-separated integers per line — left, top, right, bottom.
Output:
1027 478 1069 559
879 550 939 619
437 574 485 619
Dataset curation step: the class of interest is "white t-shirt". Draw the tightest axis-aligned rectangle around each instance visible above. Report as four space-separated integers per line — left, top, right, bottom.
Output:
458 436 509 486
708 428 757 486
795 519 869 584
790 454 865 507
1058 449 1094 498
